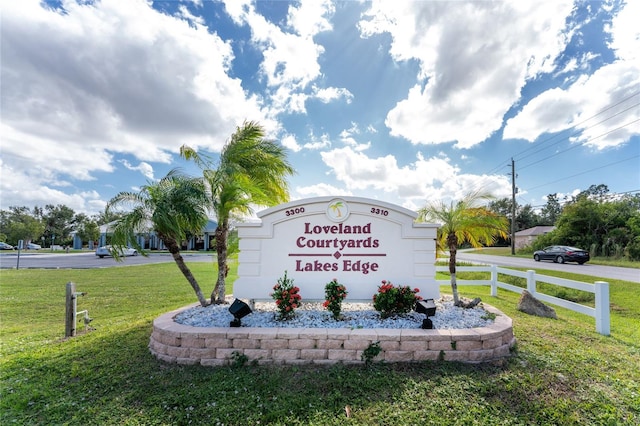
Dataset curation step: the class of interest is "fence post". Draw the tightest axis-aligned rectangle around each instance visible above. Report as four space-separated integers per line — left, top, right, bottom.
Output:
527 270 536 295
490 264 497 296
65 282 76 337
594 281 610 336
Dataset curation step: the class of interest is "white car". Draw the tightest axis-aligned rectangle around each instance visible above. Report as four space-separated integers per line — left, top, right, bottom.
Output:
95 245 139 258
26 243 42 250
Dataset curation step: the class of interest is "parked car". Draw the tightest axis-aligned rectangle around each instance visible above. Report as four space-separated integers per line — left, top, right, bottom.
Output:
26 242 42 250
0 242 15 250
533 246 590 264
95 245 139 258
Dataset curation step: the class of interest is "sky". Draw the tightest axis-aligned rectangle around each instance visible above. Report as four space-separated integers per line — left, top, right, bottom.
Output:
1 0 639 219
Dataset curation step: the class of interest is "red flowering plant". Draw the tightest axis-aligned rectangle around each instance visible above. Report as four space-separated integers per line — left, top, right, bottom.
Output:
372 280 422 318
270 271 302 320
323 278 348 320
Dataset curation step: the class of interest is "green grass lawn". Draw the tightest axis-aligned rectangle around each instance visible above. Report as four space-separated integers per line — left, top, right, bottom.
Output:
1 259 639 425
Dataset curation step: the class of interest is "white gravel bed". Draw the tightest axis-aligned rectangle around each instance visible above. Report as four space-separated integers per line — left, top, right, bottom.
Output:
173 297 494 329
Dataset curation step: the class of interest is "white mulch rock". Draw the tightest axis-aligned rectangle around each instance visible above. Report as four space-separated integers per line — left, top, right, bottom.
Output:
173 297 494 329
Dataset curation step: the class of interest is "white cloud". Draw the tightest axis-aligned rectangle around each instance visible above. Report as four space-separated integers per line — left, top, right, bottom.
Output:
287 0 335 38
320 147 511 208
338 122 371 150
221 0 349 116
119 160 155 180
224 0 333 89
607 0 639 63
295 183 352 198
0 158 105 215
177 4 205 25
302 133 332 150
281 134 302 153
0 0 269 212
359 1 574 148
278 131 333 153
313 86 354 104
503 2 640 149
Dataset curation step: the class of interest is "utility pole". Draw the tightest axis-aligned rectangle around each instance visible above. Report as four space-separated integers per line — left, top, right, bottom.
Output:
510 158 517 255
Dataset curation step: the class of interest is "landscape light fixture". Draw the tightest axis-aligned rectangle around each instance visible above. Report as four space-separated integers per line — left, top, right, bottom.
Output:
228 298 252 327
414 299 436 329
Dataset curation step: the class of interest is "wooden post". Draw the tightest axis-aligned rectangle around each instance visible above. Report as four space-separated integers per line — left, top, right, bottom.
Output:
65 282 76 337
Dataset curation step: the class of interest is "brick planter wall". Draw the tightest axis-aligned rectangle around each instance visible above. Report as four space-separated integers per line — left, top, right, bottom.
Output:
149 304 515 366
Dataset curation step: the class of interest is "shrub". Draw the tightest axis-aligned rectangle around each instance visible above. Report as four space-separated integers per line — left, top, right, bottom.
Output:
270 271 301 320
625 237 640 261
361 341 381 365
372 280 421 318
323 278 348 320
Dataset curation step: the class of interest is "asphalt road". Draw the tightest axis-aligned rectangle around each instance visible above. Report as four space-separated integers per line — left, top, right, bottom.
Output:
0 251 214 269
456 251 640 283
2 250 638 284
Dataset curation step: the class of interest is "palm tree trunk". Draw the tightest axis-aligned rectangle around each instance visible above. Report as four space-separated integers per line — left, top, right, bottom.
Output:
212 222 228 304
162 236 209 307
448 232 460 305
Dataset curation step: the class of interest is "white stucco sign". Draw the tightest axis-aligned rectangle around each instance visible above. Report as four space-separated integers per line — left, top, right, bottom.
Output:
234 196 439 301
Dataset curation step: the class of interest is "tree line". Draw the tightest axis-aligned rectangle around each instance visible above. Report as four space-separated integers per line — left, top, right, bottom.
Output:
487 184 640 260
0 204 125 248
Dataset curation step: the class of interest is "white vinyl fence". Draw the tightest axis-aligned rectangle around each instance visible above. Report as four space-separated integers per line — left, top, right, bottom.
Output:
436 265 610 335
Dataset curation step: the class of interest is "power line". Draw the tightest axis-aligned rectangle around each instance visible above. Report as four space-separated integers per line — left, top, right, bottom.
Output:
512 92 640 163
479 91 639 176
519 118 640 171
449 92 640 199
524 154 640 192
515 102 640 167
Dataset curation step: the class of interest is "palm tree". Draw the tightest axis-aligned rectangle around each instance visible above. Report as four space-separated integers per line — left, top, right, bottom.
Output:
417 191 509 305
329 200 344 217
106 170 211 307
181 120 296 304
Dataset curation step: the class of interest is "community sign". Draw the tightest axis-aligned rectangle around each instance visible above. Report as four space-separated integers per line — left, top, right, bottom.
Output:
233 196 440 301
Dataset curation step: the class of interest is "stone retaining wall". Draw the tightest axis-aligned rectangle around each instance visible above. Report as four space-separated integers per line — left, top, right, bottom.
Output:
149 304 515 366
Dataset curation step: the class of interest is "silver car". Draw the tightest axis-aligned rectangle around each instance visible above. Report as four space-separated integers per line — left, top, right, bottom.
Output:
95 245 139 258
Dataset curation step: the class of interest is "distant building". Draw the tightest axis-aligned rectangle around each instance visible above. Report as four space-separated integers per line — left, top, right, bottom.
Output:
97 219 219 251
514 226 555 249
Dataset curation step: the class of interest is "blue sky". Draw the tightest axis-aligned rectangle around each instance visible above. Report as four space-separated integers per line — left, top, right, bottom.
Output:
1 0 638 218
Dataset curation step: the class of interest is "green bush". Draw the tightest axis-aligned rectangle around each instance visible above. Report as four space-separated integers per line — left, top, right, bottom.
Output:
372 280 421 318
323 278 348 320
625 236 640 261
270 271 301 320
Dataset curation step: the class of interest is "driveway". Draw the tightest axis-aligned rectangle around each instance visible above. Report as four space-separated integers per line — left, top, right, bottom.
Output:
0 251 214 269
456 251 640 283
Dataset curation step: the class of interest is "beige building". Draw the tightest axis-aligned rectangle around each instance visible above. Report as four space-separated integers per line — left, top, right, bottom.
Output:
514 226 555 249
